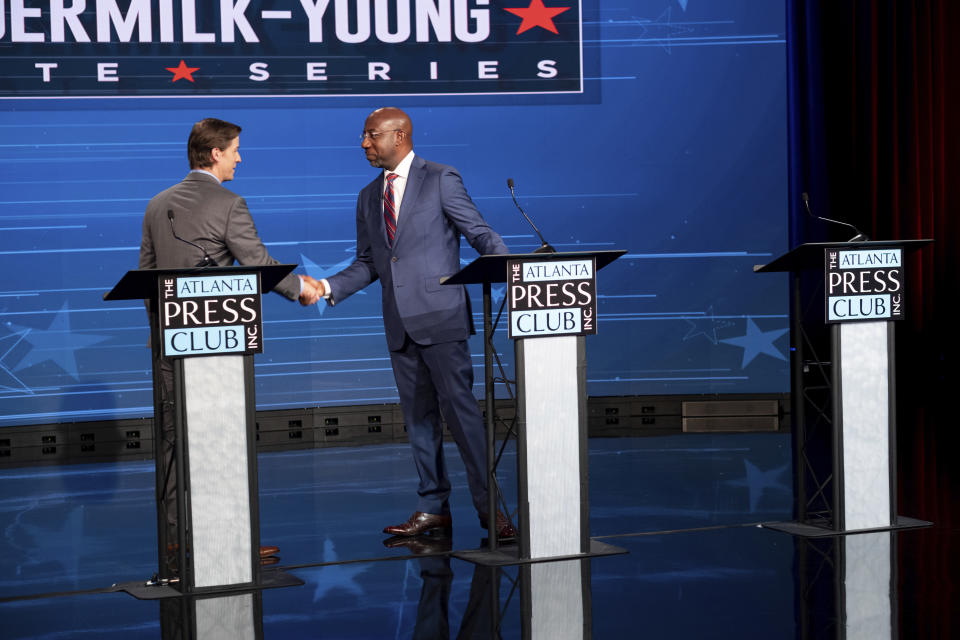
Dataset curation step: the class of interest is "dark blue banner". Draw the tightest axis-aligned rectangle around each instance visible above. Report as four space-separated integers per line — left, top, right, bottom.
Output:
0 0 583 97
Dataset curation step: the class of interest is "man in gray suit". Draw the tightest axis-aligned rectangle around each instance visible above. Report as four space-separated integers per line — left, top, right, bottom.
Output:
140 117 320 297
139 118 321 562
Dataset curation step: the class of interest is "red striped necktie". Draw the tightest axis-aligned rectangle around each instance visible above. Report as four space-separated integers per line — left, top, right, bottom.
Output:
384 173 398 246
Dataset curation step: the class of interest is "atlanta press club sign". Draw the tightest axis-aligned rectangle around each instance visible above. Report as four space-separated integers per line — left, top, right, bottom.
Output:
0 0 583 98
160 272 264 357
507 257 596 339
824 246 905 323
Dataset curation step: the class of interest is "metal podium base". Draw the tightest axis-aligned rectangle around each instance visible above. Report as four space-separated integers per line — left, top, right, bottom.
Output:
452 539 628 567
762 515 932 538
111 567 304 600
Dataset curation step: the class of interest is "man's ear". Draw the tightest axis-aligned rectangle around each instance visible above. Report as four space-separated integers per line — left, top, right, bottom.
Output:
210 147 223 163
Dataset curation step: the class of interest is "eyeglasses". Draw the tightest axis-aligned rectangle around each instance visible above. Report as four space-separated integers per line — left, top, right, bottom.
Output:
360 129 402 141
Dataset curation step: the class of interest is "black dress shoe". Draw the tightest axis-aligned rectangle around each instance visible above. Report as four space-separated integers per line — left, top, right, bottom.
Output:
383 511 452 537
479 511 518 541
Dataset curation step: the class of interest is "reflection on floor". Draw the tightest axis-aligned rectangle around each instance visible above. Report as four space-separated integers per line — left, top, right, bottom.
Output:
0 435 954 638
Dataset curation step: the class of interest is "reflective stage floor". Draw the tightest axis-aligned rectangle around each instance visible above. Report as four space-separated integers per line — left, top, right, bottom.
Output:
1 435 956 638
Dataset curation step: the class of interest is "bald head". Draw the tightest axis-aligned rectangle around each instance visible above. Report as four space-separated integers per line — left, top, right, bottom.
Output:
361 107 413 171
367 107 412 137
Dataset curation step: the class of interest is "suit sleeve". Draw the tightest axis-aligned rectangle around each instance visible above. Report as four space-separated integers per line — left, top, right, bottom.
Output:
138 208 157 315
438 167 509 256
139 209 157 270
326 196 379 305
223 196 301 301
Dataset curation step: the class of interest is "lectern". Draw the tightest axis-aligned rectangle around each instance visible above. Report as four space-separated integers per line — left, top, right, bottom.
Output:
755 240 932 535
105 265 299 594
446 250 627 563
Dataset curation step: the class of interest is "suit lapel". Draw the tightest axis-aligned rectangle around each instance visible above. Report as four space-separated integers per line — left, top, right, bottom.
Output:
394 157 425 247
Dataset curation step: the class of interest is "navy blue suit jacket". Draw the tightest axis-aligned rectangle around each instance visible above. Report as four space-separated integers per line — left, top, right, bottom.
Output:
327 155 508 351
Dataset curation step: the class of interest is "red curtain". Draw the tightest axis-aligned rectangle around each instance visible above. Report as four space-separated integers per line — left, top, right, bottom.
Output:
816 0 960 524
810 1 960 634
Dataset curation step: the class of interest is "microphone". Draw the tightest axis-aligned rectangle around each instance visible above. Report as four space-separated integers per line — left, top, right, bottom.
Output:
801 192 869 242
167 210 215 267
506 178 555 253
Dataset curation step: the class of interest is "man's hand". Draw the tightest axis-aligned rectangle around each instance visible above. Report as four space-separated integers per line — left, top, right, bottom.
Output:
298 276 321 306
302 274 326 295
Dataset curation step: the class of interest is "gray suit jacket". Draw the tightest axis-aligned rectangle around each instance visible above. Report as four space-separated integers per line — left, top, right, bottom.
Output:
139 172 300 300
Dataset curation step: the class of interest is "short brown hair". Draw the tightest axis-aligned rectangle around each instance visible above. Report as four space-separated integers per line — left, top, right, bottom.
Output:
188 118 242 169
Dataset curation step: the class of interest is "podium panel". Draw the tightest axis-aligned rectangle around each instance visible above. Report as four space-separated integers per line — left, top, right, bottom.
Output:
183 355 254 588
837 321 892 531
516 335 588 559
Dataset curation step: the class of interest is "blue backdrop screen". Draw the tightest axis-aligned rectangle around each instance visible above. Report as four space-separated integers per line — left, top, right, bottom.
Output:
0 0 789 427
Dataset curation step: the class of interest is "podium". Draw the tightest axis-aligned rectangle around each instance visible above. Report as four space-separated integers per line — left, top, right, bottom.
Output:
445 250 627 563
105 265 302 594
755 240 932 535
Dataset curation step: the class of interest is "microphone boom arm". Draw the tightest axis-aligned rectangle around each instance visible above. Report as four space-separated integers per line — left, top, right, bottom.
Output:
167 209 216 267
506 179 555 253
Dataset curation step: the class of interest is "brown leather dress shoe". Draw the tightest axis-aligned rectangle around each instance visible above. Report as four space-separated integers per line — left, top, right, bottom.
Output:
383 511 452 537
259 545 279 558
383 535 453 554
480 511 518 541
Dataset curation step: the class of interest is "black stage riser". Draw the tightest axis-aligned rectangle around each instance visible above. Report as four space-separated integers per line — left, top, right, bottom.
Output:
0 393 789 467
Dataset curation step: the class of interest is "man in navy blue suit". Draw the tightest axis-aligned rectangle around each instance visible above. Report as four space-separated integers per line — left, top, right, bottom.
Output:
319 107 516 539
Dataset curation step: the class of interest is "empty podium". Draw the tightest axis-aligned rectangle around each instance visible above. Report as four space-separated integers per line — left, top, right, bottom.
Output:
755 240 932 535
446 250 627 563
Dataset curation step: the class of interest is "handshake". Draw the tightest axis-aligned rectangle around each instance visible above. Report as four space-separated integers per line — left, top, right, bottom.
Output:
298 275 326 306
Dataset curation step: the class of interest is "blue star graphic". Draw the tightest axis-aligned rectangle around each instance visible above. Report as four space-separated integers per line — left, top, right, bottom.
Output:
490 285 506 306
720 317 788 368
296 538 369 602
300 252 366 316
682 305 735 345
10 505 93 583
10 302 111 381
644 4 695 55
725 459 791 513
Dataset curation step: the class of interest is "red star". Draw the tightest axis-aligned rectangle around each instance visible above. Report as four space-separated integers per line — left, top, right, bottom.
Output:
165 60 199 83
504 0 571 35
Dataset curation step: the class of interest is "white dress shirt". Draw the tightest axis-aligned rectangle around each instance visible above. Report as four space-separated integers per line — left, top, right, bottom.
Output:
384 150 416 220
